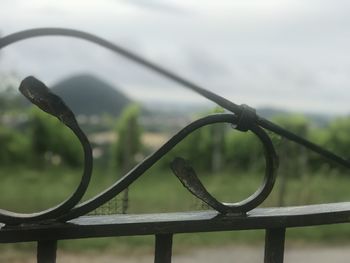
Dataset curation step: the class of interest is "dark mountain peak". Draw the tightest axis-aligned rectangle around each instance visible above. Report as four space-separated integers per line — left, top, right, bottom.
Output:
52 74 130 116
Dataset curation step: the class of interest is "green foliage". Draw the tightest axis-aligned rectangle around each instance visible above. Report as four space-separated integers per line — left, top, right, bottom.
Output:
157 111 350 176
159 108 228 173
271 114 310 157
323 117 350 160
0 126 30 165
303 116 350 171
0 73 24 113
0 90 22 112
224 130 263 170
112 104 142 171
1 167 350 248
164 125 215 171
28 107 82 167
272 114 310 177
162 124 225 172
273 114 309 134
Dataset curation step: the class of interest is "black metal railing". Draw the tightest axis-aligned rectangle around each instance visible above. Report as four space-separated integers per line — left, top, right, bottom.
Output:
0 28 349 263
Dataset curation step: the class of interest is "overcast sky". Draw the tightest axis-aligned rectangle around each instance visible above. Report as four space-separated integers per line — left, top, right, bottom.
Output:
0 0 349 114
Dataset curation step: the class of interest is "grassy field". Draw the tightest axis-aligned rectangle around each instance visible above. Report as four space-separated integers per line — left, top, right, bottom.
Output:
1 164 350 252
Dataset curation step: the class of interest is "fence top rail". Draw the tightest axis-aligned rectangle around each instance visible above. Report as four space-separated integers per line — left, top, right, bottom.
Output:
1 201 350 243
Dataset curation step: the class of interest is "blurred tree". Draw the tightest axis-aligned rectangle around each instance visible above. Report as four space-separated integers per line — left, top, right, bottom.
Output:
210 107 226 172
112 104 142 170
0 73 24 113
165 107 227 173
325 117 350 156
322 117 350 169
272 114 310 205
29 107 82 167
112 104 142 213
0 125 30 165
174 126 213 171
224 130 263 171
0 73 31 165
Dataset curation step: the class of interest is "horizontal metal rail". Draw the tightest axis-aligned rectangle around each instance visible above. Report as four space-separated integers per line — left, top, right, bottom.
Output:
1 202 350 243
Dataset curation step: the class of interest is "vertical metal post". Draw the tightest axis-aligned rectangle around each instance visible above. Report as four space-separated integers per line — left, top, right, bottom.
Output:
154 234 173 263
264 228 286 263
37 240 57 263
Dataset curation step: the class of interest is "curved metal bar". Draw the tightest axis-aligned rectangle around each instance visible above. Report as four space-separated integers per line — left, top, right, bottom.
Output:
0 28 348 169
170 122 277 214
171 157 232 214
0 28 348 223
0 77 93 225
225 122 278 212
58 114 271 221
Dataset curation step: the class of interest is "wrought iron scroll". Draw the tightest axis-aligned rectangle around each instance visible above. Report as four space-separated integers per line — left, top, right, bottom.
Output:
0 28 349 225
170 119 277 215
0 76 92 225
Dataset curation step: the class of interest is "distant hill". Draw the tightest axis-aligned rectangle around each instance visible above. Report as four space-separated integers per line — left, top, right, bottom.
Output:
52 74 130 116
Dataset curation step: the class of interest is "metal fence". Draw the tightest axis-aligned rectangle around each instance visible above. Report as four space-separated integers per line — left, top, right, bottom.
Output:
0 28 349 263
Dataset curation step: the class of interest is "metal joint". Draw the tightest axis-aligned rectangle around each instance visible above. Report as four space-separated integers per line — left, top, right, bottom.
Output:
236 104 257 132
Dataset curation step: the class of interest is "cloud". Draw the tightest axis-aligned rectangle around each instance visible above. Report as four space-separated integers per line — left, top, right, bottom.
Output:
123 0 190 15
0 1 349 114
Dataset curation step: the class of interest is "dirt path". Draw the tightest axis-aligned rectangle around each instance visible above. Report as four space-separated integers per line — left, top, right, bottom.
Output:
2 245 350 263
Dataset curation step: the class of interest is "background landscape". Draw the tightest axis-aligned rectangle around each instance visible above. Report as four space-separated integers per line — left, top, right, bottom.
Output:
1 1 350 262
